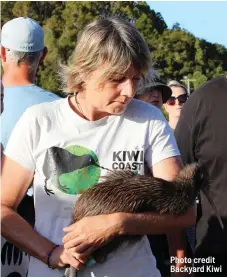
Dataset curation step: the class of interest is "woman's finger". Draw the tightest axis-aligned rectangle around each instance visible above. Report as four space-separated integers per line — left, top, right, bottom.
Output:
64 237 83 249
67 245 90 263
63 223 77 233
62 231 79 245
70 259 84 270
73 247 95 265
74 242 91 253
72 252 89 264
68 255 84 270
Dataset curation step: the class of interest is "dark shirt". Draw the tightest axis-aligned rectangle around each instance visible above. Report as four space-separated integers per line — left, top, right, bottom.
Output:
175 75 227 256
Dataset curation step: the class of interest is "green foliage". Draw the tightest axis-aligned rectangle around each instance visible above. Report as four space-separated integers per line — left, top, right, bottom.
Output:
161 107 168 121
191 71 208 89
1 1 227 93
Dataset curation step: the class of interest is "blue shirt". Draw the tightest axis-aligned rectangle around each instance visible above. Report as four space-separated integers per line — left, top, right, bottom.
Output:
1 84 60 149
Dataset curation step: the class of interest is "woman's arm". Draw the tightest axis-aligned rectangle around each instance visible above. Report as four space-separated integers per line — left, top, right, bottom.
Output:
1 155 84 269
117 156 193 276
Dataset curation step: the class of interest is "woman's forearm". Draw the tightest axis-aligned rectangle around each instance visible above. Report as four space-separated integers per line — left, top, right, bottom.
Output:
117 206 196 235
1 204 56 264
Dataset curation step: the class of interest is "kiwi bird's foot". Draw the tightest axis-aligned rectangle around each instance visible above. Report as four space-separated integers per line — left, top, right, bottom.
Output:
44 186 54 196
44 180 54 196
58 183 69 193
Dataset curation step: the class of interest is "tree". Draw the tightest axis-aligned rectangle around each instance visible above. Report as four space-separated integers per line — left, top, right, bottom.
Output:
172 22 181 30
191 71 208 89
1 1 227 93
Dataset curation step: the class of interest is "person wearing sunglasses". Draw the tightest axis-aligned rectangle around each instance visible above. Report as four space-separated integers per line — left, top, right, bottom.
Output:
135 73 174 277
165 80 195 264
164 80 188 130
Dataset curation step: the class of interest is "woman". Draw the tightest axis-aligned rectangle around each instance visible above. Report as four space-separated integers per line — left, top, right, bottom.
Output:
164 80 188 130
1 18 195 277
164 80 195 258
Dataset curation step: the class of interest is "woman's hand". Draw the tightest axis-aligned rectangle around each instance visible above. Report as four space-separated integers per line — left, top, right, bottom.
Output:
62 214 122 260
49 245 86 270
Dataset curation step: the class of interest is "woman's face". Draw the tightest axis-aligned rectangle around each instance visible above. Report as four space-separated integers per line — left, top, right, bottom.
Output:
136 89 163 109
165 86 187 118
81 65 141 116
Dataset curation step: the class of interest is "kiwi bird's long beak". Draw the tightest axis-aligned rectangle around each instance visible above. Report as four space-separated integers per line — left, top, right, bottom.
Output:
202 190 224 230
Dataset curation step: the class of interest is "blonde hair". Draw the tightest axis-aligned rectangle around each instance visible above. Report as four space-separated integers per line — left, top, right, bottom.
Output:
61 17 152 93
168 80 187 94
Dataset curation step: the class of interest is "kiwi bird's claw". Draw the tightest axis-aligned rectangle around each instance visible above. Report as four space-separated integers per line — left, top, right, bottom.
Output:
44 183 54 196
203 190 224 230
58 183 68 193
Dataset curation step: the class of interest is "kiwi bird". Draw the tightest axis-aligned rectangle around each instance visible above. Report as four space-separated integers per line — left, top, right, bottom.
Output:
64 163 223 277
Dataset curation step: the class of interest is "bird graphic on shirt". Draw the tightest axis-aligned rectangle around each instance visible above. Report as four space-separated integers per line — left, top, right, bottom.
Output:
43 146 101 196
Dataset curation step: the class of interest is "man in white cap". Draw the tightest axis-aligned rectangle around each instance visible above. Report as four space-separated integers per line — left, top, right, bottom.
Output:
1 17 60 148
0 17 59 277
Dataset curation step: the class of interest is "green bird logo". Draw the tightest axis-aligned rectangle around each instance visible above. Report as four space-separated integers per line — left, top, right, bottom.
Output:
43 145 101 195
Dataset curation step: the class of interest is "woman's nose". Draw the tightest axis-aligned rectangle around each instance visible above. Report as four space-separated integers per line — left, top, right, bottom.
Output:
120 79 135 97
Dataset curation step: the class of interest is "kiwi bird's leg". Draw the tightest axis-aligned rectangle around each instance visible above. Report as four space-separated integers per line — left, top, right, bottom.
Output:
63 266 77 277
57 182 69 193
202 190 224 230
44 178 54 196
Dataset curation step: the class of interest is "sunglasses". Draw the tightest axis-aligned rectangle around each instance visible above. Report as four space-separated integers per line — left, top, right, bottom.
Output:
166 94 188 106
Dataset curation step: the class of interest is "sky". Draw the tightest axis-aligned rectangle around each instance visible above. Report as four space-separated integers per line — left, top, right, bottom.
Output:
147 1 227 47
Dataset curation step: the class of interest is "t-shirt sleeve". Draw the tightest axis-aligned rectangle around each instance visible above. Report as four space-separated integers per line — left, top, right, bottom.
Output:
145 111 180 168
4 108 38 172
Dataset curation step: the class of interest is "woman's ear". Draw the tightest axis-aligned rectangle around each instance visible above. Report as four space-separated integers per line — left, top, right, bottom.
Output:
0 46 7 62
40 47 48 62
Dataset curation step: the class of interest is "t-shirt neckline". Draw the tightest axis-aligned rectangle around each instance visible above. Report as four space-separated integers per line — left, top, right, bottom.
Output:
60 96 118 131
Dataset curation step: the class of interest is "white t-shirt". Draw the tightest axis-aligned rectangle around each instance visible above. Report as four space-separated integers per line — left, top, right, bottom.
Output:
5 97 180 277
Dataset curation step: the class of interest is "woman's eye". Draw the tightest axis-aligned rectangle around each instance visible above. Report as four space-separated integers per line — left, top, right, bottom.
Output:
133 77 140 82
133 77 141 86
111 76 140 86
112 77 126 83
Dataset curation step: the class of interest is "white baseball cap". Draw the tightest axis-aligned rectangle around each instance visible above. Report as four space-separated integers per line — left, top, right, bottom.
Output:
1 17 44 52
